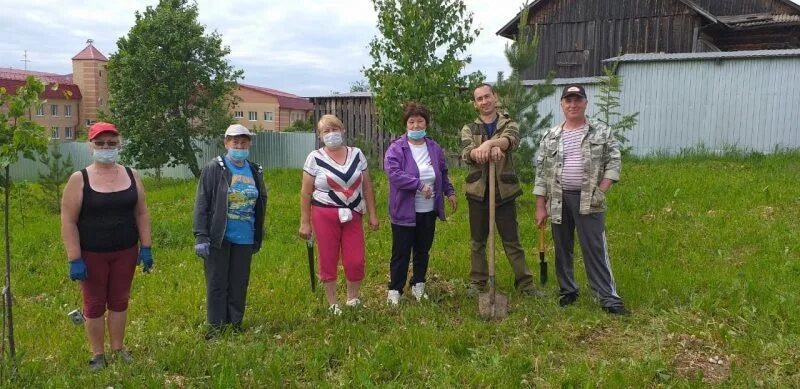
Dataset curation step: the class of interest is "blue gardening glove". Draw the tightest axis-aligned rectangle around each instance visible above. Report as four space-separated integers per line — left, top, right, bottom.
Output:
138 246 153 273
195 243 210 259
69 258 88 281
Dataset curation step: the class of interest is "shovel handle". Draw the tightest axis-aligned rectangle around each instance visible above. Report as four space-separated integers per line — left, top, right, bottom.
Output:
538 224 545 252
488 161 496 278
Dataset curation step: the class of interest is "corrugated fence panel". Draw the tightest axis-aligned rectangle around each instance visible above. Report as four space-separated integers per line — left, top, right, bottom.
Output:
8 132 316 182
617 55 800 155
528 54 800 155
533 78 602 131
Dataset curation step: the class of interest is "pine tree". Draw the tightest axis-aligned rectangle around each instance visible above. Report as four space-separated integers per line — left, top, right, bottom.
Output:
36 141 74 213
493 4 556 181
593 62 639 154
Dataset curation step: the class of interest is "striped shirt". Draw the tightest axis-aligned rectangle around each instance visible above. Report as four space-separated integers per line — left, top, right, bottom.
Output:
303 147 368 214
561 125 586 191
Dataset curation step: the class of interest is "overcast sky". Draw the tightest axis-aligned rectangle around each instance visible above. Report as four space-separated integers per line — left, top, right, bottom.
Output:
0 0 523 97
2 0 799 97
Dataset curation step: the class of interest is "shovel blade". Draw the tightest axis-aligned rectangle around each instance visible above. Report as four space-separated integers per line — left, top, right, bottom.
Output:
478 291 508 320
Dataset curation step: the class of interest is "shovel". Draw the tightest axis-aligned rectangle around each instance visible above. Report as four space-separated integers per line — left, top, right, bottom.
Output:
306 236 316 292
538 224 548 285
479 161 508 320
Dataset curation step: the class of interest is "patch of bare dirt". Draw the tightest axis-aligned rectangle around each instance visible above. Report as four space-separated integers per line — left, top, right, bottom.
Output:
671 334 733 384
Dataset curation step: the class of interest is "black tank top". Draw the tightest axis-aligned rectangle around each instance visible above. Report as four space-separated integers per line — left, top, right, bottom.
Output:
77 167 139 252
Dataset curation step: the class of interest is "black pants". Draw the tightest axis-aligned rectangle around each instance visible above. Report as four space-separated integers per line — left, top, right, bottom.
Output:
388 212 437 293
204 240 254 327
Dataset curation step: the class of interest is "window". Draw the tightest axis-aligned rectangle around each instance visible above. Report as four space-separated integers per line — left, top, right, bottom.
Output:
64 127 74 139
290 111 305 124
36 106 44 116
248 111 257 121
64 105 72 117
264 112 273 121
51 127 59 139
234 111 244 118
51 104 59 116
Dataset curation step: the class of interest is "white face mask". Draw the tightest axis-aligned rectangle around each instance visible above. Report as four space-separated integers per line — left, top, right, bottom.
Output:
93 149 119 164
323 132 344 148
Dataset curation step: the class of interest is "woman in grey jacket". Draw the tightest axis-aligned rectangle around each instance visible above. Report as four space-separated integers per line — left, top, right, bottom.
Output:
192 124 267 339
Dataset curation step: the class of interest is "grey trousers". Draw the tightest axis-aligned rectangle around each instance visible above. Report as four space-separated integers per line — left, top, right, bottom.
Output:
204 240 254 326
551 191 624 308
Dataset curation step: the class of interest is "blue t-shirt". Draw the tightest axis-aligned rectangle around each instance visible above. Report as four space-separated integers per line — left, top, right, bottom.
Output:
224 158 258 245
484 115 499 138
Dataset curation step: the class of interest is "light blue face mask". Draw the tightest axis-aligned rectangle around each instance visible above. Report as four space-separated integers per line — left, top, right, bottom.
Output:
227 148 249 162
93 149 119 164
407 129 427 140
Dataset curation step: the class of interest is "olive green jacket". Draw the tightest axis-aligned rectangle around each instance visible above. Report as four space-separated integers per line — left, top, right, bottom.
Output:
460 113 522 203
533 119 621 224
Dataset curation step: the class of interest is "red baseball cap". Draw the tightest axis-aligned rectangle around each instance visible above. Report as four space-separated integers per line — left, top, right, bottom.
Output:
88 122 120 141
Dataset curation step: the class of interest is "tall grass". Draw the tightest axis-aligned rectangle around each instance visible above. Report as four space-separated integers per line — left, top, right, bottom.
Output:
0 152 798 386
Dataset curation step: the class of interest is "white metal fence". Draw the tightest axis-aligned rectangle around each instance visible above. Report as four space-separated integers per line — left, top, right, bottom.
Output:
8 131 317 182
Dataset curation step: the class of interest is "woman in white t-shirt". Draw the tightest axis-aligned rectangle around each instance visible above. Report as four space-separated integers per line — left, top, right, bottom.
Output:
298 114 379 315
383 102 456 305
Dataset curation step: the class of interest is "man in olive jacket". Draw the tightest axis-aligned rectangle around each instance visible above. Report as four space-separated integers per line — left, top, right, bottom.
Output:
460 83 540 296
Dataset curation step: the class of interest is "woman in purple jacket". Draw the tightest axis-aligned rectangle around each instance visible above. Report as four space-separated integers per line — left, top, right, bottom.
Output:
384 102 457 305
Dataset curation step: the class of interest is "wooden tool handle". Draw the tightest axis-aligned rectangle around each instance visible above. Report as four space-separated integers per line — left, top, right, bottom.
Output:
488 162 496 277
538 224 545 252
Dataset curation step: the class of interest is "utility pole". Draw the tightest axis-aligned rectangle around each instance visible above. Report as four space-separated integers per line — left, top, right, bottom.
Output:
22 51 33 121
20 50 31 71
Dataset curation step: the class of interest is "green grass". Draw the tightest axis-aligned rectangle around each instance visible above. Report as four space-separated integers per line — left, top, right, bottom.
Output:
1 152 799 387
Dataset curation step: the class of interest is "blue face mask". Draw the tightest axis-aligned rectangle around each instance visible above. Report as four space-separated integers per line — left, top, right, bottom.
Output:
227 148 249 162
407 129 426 140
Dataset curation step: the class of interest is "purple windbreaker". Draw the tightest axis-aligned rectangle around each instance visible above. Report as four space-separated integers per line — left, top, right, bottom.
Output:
384 134 455 226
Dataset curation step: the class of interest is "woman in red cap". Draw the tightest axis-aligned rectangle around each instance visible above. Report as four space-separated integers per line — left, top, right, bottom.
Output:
60 122 154 371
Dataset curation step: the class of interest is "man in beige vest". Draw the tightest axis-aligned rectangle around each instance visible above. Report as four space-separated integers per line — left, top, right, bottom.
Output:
534 84 629 315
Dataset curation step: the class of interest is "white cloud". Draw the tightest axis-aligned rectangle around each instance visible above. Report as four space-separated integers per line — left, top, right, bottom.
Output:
6 0 796 95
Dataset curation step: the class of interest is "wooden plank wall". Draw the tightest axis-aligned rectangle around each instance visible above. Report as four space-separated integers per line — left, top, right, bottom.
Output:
523 0 699 79
310 96 392 167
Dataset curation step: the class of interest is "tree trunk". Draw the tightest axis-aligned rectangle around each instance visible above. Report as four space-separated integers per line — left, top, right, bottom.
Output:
155 167 162 189
3 165 16 358
182 136 201 178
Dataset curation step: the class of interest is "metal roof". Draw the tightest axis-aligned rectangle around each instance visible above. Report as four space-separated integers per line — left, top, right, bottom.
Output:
604 49 800 63
239 83 313 110
718 13 800 28
522 76 604 86
306 91 373 99
72 43 108 61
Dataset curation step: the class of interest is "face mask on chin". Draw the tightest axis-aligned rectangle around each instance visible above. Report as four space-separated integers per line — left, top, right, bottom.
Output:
407 129 426 141
323 132 344 148
93 149 119 164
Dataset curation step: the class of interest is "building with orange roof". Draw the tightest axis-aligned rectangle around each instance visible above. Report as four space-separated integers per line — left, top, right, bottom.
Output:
1 41 313 141
234 83 313 132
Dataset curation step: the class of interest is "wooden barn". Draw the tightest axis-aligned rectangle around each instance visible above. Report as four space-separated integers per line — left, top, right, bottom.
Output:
497 0 800 79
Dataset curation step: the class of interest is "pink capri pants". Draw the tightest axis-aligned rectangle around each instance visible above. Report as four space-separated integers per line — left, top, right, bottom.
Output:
311 206 366 282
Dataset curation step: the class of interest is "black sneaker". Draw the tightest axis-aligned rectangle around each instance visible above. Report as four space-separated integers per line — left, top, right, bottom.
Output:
559 293 578 307
602 305 631 316
88 354 106 372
